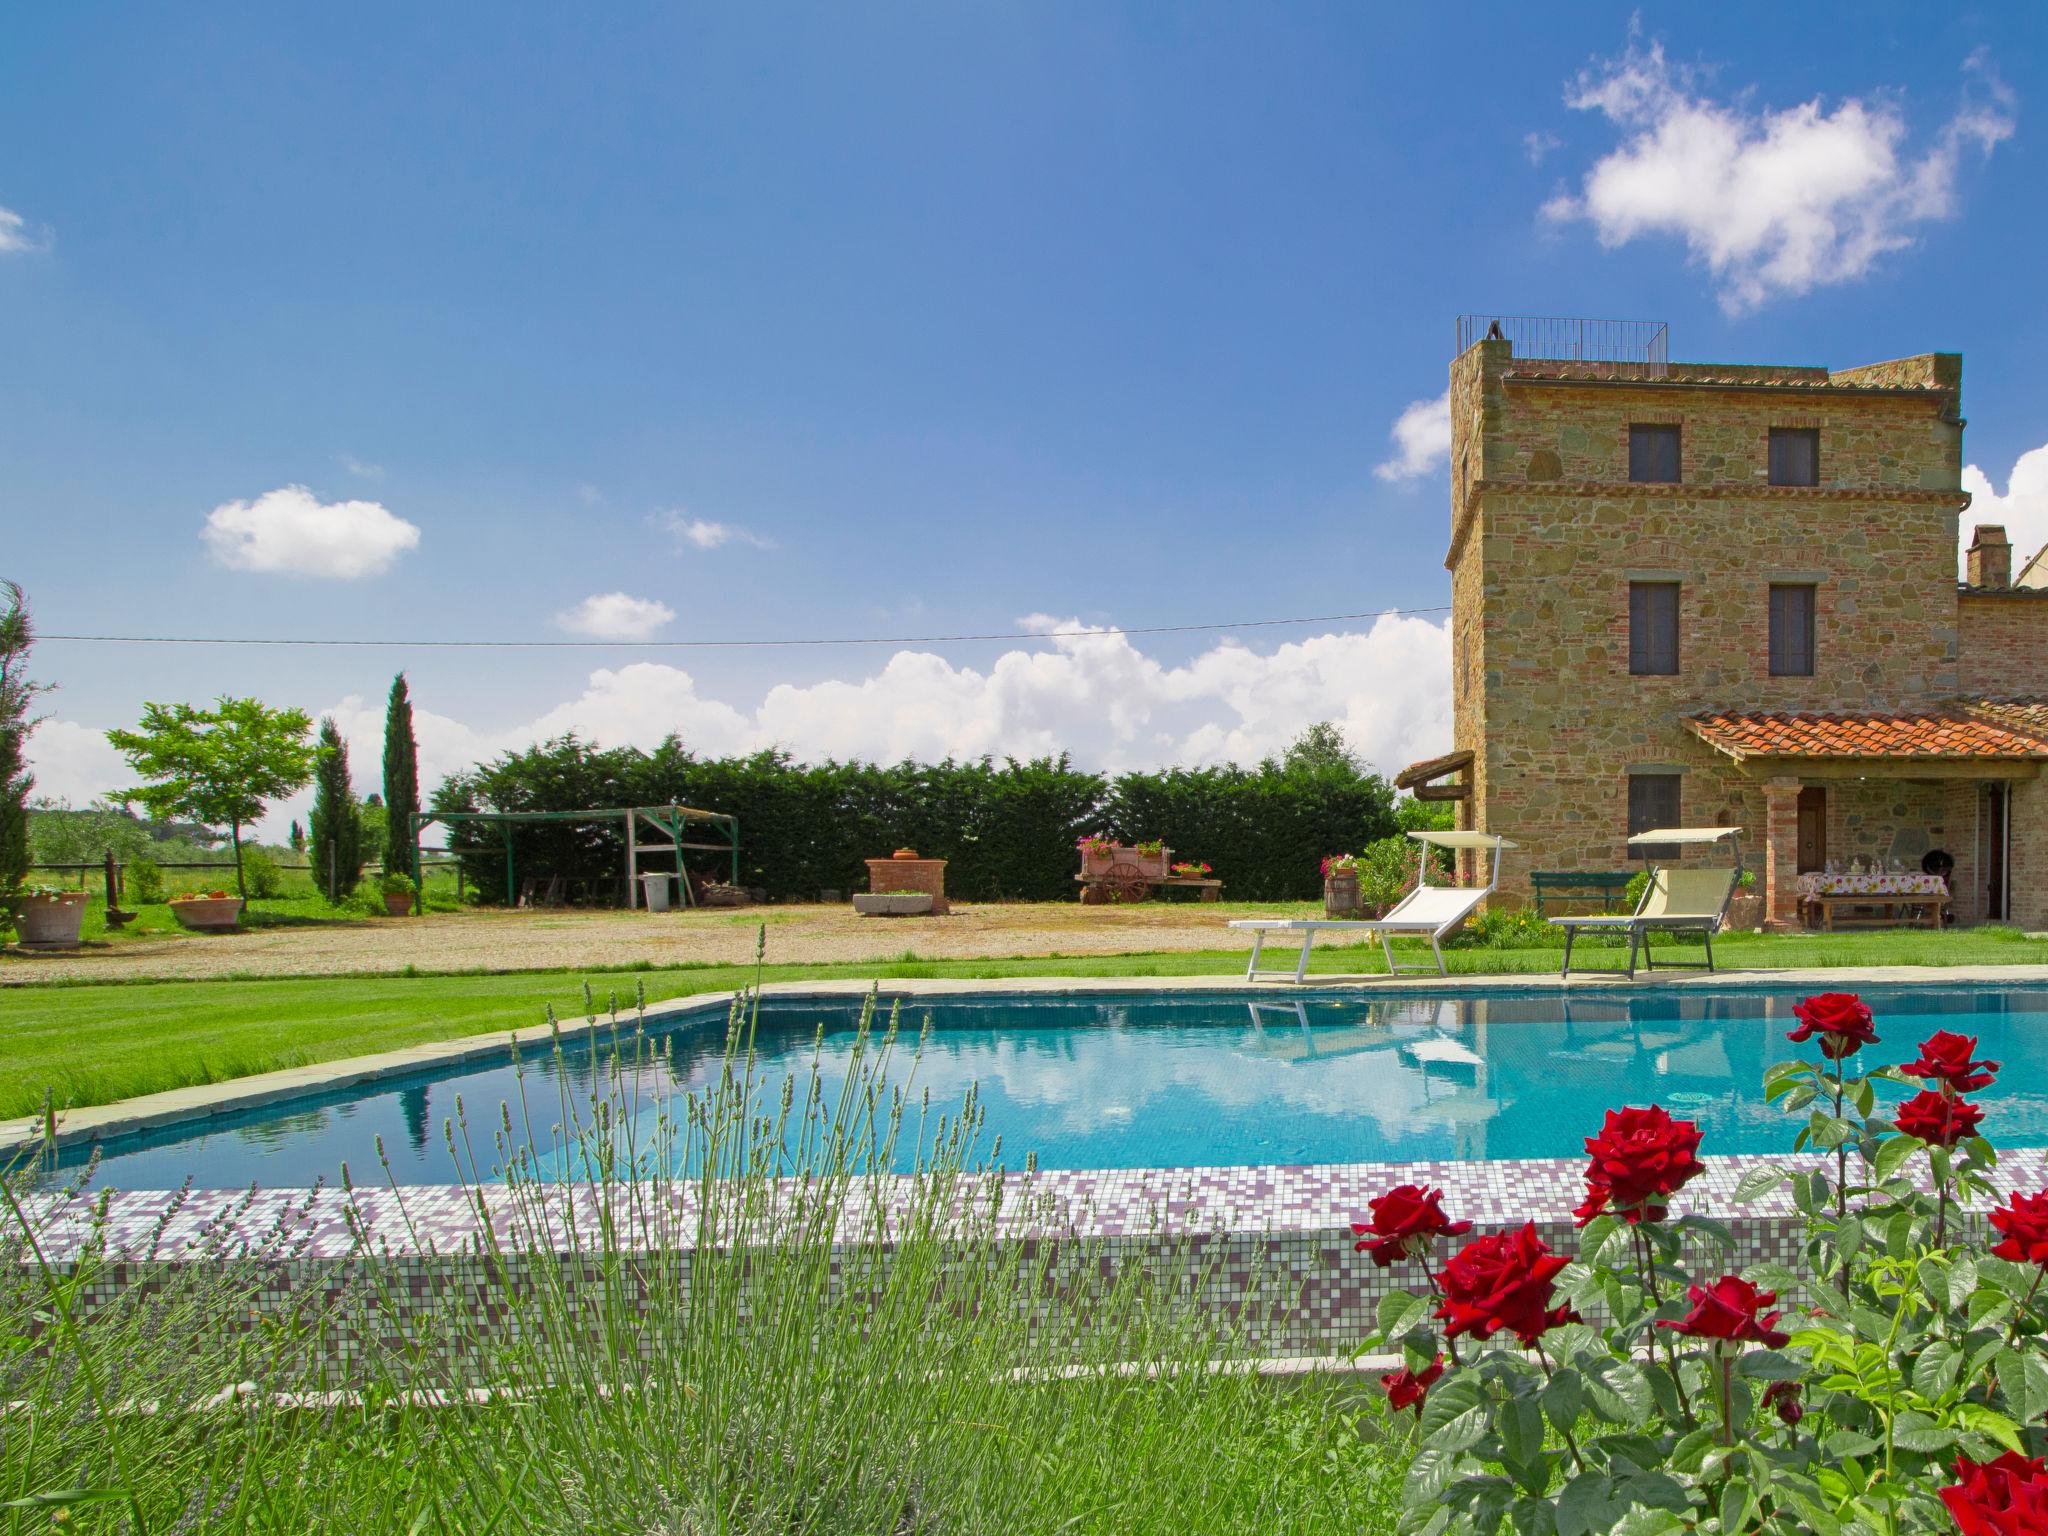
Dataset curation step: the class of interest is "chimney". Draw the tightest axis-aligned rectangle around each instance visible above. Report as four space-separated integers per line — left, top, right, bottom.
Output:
1967 524 2012 589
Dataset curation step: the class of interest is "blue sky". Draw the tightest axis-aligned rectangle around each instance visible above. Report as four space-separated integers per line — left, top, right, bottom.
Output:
4 2 2045 833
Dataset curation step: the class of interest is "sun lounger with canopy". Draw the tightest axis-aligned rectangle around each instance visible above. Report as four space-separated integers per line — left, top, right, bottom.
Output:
1228 830 1517 982
1550 827 1743 979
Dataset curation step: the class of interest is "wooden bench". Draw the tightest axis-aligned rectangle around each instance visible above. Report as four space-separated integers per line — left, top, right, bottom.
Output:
1808 892 1948 930
1531 870 1634 916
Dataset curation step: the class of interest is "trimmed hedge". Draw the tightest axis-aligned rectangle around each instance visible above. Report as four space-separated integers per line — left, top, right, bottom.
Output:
434 734 1401 904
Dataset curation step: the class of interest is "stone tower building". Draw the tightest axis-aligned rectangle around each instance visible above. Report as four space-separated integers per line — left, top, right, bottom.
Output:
1399 320 2048 931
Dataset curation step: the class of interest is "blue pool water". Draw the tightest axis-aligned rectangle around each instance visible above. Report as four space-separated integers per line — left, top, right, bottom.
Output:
47 984 2048 1190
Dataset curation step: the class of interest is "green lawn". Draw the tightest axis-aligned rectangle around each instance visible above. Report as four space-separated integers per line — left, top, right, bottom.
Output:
4 926 2045 1120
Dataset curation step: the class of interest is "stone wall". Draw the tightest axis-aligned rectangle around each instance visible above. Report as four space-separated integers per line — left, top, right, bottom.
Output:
2012 782 2047 931
1480 380 1963 491
1957 592 2048 694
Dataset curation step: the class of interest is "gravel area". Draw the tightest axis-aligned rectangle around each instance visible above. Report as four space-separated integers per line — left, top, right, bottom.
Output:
0 902 1306 983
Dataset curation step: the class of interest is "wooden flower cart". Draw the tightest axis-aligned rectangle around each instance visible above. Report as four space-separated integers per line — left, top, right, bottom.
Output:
1075 844 1223 903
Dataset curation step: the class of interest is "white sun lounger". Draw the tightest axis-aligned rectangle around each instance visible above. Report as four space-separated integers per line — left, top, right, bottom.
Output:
1551 827 1743 979
1229 831 1517 982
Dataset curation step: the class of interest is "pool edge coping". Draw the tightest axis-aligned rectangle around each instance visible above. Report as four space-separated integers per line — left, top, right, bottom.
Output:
11 961 2048 1157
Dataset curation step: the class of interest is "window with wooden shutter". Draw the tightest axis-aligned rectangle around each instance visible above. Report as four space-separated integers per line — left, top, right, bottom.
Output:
1768 428 1819 487
1769 584 1816 676
1629 582 1680 675
1629 425 1681 483
1628 774 1682 862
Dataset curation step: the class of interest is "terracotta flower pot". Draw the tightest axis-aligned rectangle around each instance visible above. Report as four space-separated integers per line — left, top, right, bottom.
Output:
169 896 245 932
893 848 919 860
15 892 87 950
383 891 415 916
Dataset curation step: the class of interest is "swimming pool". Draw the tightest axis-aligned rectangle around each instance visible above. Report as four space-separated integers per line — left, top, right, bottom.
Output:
49 983 2048 1189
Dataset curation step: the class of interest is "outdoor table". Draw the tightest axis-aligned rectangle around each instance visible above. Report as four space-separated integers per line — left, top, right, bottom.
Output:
1795 871 1949 930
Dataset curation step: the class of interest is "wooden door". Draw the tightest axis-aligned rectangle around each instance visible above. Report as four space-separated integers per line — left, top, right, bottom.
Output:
1796 787 1826 874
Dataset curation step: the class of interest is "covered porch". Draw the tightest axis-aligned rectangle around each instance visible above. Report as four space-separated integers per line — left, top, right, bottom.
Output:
1687 710 2048 932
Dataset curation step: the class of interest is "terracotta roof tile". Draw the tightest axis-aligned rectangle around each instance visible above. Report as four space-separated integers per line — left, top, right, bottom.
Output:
1688 708 2048 761
1967 698 2048 739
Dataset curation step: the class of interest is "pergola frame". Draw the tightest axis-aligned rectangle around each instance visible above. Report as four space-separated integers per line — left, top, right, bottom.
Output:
406 805 740 914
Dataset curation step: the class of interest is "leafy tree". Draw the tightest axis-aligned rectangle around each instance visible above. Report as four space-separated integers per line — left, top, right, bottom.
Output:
0 582 47 923
308 717 364 901
1281 720 1362 777
106 697 318 900
1394 793 1456 833
27 797 155 866
382 673 420 884
288 819 305 852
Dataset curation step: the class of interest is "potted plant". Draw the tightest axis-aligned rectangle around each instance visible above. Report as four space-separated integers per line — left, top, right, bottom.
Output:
1170 861 1211 879
379 871 418 916
1127 839 1169 878
1076 833 1116 875
13 885 88 950
167 888 244 931
1321 853 1362 917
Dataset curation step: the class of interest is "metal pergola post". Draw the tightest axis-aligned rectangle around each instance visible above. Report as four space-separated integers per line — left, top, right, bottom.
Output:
413 804 740 912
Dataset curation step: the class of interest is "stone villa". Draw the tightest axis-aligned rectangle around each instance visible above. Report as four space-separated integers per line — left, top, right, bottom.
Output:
1398 319 2048 932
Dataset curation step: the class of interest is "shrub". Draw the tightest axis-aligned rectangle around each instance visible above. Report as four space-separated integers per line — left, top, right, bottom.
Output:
240 846 284 898
1354 836 1423 914
125 858 163 905
1355 992 2041 1536
438 735 1399 904
1451 906 1559 949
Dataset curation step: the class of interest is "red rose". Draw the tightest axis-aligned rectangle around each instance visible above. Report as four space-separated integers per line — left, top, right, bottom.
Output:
1762 1380 1802 1426
1786 992 1879 1060
1380 1354 1444 1414
1352 1184 1473 1267
1895 1088 1985 1148
1942 1452 2048 1536
1904 1030 2000 1094
1573 1104 1706 1226
1657 1275 1790 1348
1434 1223 1580 1347
1991 1191 2048 1268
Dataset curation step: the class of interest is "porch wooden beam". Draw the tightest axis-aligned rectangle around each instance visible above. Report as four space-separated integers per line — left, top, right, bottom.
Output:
1726 758 2040 783
1411 783 1471 801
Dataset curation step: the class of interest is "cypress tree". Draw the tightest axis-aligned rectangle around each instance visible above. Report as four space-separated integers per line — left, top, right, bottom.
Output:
382 673 419 884
0 583 43 922
308 717 363 901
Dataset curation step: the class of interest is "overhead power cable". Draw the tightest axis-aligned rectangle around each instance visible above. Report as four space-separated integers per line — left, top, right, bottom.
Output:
41 605 1452 651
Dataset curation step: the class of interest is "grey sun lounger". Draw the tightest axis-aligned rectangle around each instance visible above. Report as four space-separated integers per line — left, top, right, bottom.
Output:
1551 827 1743 979
1229 831 1517 981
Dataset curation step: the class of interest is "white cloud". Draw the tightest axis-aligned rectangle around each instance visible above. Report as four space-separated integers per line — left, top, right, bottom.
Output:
336 453 384 481
201 485 421 579
1374 390 1452 482
0 205 49 255
555 592 678 640
1523 130 1561 166
27 614 1455 842
17 721 132 807
1542 41 2015 313
1963 443 2048 583
660 513 773 551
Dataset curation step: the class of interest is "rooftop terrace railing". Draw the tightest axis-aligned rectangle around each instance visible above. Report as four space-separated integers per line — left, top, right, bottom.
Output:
1456 314 1669 375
